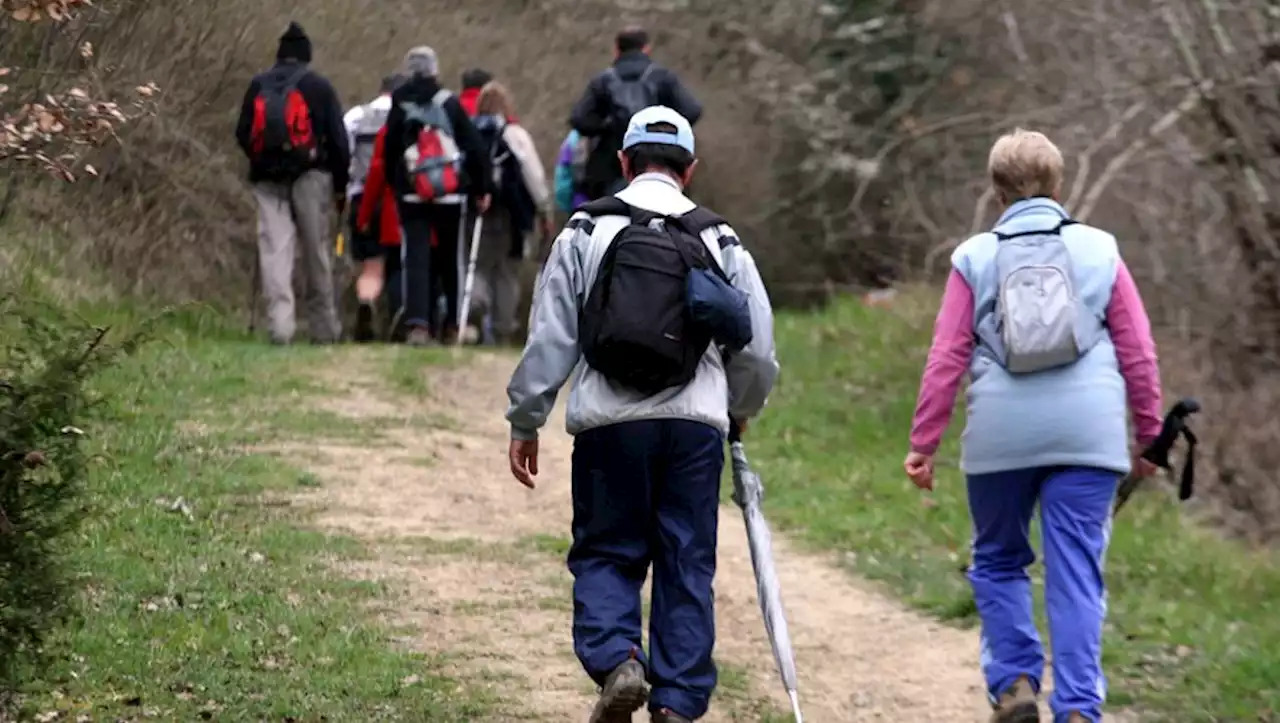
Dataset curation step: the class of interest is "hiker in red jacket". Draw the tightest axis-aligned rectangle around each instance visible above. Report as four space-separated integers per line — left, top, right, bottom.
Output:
356 122 406 339
459 68 492 117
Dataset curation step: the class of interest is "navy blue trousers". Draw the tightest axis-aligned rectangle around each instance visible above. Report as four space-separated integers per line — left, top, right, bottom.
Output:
569 419 724 720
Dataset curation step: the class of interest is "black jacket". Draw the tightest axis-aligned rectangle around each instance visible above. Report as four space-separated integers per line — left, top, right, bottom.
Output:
380 74 494 200
234 61 350 193
568 52 703 198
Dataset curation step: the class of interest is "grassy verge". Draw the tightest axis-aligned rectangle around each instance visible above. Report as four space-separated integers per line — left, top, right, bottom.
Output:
747 287 1279 722
15 306 490 721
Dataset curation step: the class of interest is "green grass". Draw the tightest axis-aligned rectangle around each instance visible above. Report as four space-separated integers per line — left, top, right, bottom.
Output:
14 309 491 721
744 287 1280 722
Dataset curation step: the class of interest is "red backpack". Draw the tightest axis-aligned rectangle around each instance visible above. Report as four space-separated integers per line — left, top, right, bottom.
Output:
399 89 463 202
249 64 317 176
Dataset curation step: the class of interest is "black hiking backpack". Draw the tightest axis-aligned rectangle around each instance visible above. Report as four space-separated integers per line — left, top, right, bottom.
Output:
579 197 748 396
604 65 657 130
249 64 317 177
474 113 536 250
580 67 660 198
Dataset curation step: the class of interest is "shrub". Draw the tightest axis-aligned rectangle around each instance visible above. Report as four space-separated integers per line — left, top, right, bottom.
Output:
0 296 148 708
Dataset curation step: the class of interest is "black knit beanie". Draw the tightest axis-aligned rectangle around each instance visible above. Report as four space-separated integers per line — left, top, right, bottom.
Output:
277 21 312 63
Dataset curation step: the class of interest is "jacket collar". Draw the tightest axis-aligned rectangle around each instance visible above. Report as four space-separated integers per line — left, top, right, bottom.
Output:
629 172 683 191
995 196 1071 227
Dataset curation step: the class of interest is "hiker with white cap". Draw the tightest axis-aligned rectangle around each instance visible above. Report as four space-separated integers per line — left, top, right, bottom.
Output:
504 106 778 723
379 46 493 345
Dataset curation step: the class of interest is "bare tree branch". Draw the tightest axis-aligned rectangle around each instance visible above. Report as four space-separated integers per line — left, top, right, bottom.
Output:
1076 84 1207 223
1065 100 1148 210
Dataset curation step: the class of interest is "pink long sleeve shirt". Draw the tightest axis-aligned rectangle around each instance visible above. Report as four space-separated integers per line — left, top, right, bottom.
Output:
910 261 1162 459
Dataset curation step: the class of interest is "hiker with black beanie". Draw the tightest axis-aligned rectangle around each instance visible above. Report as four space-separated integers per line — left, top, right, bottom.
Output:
235 21 350 345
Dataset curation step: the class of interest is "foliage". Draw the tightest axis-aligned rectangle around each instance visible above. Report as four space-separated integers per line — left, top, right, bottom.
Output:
0 296 150 706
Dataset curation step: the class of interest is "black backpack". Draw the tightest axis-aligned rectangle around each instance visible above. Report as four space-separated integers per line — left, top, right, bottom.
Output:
474 114 536 253
579 197 734 396
604 66 657 130
249 64 318 177
581 67 658 198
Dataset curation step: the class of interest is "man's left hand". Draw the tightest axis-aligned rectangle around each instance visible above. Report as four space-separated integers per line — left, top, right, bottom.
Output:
476 194 492 214
509 438 539 489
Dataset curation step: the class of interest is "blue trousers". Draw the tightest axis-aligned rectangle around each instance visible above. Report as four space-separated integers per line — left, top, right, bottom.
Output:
569 419 724 720
967 466 1119 723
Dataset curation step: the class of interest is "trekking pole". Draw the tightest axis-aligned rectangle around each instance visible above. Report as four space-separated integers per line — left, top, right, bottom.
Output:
456 214 484 347
247 245 260 336
1114 398 1201 514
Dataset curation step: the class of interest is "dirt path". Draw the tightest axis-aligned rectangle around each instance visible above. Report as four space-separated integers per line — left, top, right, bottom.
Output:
284 349 1123 722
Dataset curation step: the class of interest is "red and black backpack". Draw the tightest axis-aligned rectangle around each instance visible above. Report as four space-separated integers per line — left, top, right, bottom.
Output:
249 64 318 176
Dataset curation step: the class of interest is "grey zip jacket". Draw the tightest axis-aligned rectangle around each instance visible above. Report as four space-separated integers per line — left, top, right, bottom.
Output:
506 172 779 441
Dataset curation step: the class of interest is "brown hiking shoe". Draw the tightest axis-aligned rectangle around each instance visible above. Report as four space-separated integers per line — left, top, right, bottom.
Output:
405 327 435 347
651 707 692 723
990 676 1039 723
588 659 648 723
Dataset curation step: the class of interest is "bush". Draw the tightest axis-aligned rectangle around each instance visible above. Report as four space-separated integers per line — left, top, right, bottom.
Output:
0 296 148 707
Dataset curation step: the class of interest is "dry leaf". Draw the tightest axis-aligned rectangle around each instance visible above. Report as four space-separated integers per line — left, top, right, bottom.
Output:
69 88 88 99
0 68 11 77
82 164 96 176
79 41 93 58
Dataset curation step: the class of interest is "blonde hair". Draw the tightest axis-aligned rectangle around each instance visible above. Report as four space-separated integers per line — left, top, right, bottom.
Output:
476 81 516 119
987 128 1064 200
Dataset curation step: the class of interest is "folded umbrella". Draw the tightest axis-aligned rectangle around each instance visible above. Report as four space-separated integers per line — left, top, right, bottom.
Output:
728 424 804 723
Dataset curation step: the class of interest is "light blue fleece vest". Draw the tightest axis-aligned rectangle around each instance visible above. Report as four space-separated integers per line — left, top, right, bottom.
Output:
951 198 1131 475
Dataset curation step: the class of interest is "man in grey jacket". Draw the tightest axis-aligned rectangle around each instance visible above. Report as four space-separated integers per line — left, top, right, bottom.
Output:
505 106 778 723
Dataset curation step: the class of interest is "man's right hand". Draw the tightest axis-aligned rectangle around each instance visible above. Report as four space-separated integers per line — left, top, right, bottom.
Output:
476 194 492 214
509 438 539 489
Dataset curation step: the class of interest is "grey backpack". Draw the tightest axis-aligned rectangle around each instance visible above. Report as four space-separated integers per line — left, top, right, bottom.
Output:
977 218 1103 374
604 65 656 130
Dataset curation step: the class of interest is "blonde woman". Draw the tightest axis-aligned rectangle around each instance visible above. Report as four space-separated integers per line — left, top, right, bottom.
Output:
904 129 1162 723
468 81 554 346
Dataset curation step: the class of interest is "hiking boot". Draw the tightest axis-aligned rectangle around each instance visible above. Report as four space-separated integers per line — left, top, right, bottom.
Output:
651 708 692 723
989 676 1039 723
405 327 435 347
353 302 376 343
588 659 648 723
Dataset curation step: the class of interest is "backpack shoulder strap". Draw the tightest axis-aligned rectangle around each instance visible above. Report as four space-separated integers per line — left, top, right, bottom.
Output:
993 218 1077 241
579 196 632 219
675 206 726 234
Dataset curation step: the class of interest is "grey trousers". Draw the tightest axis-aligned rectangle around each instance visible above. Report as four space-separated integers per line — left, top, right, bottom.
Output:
469 212 524 339
252 170 341 343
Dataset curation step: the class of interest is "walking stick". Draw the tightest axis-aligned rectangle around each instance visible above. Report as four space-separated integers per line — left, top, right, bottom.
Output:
247 245 260 335
456 215 484 347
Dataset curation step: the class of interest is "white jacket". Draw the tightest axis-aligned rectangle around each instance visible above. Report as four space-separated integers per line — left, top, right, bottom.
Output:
500 123 551 214
505 172 779 440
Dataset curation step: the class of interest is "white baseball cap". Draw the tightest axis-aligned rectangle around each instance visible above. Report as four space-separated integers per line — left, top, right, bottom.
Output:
622 106 695 155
